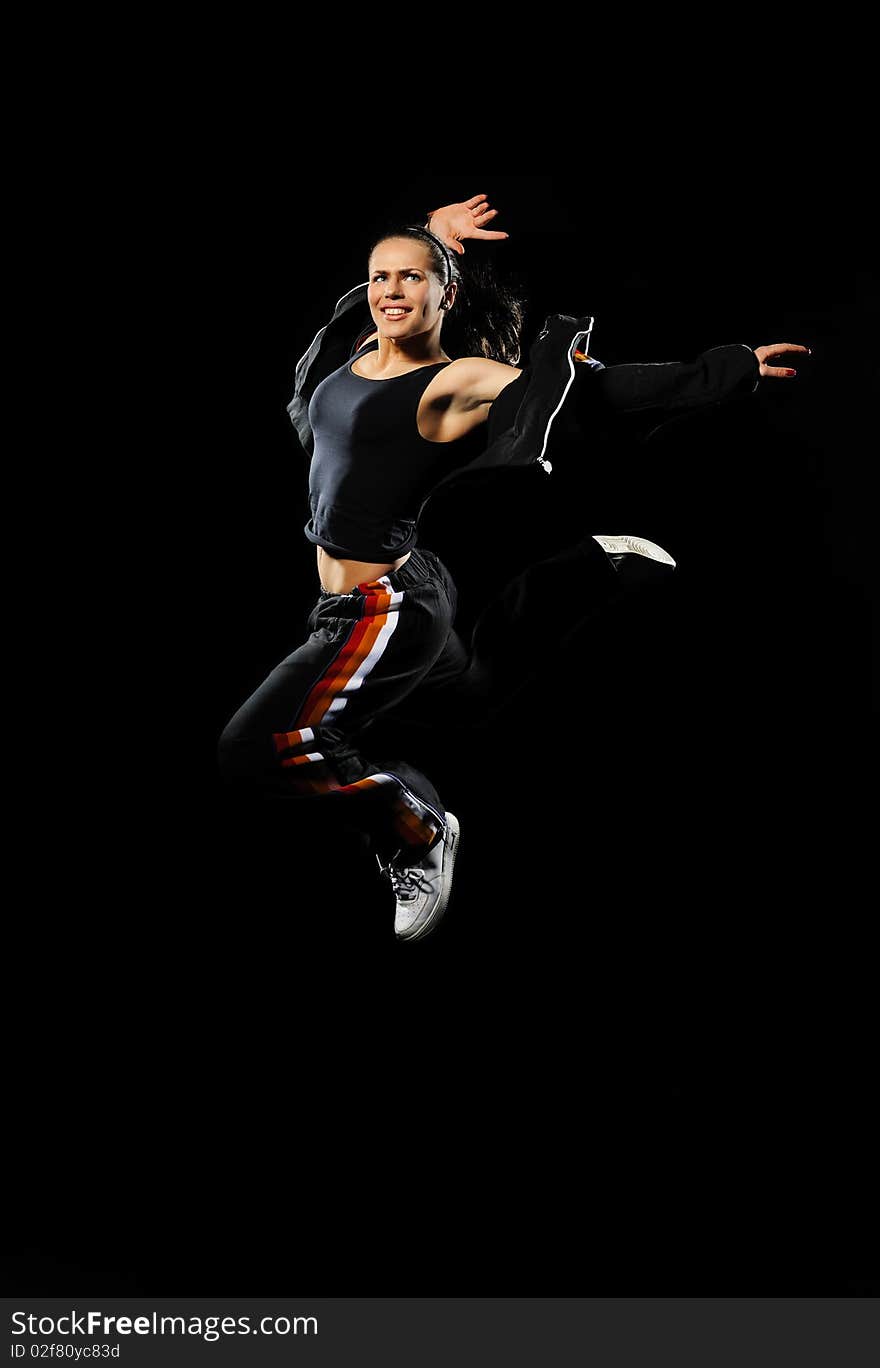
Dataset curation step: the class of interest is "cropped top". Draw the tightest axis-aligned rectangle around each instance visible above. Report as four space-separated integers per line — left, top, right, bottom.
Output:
304 340 479 561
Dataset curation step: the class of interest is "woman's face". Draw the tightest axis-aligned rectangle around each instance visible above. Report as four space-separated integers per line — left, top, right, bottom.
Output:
367 237 450 338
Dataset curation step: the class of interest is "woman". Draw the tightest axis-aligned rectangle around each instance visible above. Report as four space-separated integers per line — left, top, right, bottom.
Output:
218 192 809 943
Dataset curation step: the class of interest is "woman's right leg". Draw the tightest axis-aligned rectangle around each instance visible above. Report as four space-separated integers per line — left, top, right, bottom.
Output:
389 533 676 729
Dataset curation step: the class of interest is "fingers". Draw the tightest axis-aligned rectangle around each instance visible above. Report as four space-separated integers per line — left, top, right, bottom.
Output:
473 206 502 228
763 342 812 356
465 196 504 226
471 202 509 241
757 341 812 378
437 233 466 255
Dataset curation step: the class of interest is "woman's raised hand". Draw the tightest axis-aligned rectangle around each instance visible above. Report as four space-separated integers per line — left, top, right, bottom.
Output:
754 342 811 378
426 193 510 255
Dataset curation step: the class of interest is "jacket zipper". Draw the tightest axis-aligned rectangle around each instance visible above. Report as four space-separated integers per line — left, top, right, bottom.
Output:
381 770 448 831
535 322 594 474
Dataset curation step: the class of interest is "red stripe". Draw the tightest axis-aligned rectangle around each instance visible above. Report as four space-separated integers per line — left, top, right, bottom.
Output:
297 584 392 726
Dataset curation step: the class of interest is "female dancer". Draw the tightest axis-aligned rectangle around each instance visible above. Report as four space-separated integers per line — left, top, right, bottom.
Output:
217 192 808 942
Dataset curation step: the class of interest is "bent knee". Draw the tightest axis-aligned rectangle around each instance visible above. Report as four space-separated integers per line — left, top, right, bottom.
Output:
217 725 268 784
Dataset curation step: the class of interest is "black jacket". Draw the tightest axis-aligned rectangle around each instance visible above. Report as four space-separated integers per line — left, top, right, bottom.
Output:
286 279 760 521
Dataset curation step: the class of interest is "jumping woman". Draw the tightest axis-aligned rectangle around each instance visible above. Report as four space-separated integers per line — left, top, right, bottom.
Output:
217 191 809 942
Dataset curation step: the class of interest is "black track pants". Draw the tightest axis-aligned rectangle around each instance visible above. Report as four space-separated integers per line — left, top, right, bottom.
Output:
217 539 673 863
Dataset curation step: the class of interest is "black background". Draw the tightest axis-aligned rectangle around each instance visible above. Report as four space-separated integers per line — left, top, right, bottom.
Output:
10 162 876 1296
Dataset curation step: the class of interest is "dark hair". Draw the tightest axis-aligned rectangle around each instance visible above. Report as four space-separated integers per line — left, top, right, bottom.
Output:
367 222 527 366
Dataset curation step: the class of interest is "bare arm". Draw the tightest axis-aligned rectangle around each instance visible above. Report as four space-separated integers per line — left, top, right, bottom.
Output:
439 357 524 438
452 357 524 406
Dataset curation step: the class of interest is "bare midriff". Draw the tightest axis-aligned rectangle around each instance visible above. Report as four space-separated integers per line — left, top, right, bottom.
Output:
317 544 412 595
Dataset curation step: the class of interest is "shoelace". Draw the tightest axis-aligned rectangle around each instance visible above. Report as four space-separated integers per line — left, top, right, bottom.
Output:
379 860 435 903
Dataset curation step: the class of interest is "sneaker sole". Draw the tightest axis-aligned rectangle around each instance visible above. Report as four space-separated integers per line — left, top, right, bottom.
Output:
396 812 460 943
592 534 676 567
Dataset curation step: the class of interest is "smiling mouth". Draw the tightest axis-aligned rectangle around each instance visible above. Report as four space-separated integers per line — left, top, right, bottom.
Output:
381 307 412 316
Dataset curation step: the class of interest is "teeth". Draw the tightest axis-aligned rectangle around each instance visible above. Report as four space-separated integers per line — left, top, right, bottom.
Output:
383 309 409 315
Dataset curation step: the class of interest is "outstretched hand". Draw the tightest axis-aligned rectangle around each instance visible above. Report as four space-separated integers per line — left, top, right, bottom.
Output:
426 193 510 255
754 342 811 378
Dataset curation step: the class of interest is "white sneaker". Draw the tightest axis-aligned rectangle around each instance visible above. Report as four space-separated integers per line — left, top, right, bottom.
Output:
592 534 677 567
376 811 461 942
